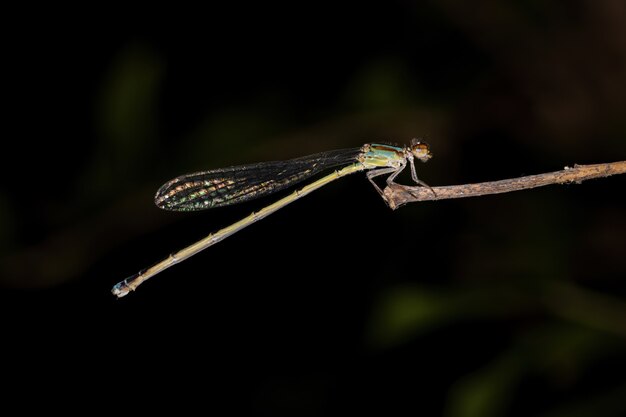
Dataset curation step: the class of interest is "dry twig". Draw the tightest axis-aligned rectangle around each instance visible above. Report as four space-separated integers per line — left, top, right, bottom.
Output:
383 161 626 210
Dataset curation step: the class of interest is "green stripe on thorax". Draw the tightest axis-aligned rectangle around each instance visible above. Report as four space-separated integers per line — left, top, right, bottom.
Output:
358 143 407 169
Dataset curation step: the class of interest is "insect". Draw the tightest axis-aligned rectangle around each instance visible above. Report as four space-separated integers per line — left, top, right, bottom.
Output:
112 139 432 297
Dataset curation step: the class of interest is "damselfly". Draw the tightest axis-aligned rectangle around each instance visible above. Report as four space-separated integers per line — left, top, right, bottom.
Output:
112 139 432 297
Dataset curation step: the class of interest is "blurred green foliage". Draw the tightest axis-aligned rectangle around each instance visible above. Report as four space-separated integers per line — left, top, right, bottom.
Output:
1 1 624 415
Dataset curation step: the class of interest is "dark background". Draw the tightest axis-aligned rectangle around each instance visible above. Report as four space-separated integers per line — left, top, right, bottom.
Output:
2 1 625 415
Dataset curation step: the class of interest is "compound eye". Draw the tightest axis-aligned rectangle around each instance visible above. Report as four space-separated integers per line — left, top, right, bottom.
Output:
410 139 432 162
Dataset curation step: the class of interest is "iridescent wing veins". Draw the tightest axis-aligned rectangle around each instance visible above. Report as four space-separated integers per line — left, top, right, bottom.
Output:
155 147 364 211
